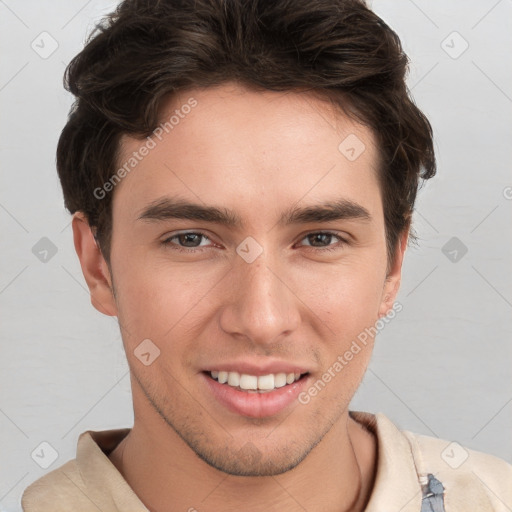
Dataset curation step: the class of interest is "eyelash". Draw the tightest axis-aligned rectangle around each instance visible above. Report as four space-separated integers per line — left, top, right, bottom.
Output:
161 231 348 254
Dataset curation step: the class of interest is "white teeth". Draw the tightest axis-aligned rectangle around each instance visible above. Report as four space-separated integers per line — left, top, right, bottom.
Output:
274 373 287 388
227 371 240 387
257 374 275 390
210 370 303 391
239 374 258 390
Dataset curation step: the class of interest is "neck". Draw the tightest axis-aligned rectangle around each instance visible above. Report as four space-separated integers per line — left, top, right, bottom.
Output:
108 409 377 512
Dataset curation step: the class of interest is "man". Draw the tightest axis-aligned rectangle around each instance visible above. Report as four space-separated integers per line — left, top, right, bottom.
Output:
21 0 511 510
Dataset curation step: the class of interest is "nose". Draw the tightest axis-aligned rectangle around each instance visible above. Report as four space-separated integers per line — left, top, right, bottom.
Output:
218 253 301 347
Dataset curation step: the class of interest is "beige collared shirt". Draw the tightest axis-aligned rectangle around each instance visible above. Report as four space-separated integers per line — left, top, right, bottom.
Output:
21 411 512 511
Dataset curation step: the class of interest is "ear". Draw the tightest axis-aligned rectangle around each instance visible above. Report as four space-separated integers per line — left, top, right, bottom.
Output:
71 211 118 317
378 227 409 318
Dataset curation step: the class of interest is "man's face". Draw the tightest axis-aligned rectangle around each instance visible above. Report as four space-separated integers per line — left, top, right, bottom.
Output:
82 82 404 476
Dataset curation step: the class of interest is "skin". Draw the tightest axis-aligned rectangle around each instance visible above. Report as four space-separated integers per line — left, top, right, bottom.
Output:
72 81 408 512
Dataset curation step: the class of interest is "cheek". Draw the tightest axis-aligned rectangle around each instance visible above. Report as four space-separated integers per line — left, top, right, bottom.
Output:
112 244 387 355
113 256 224 346
298 264 384 397
296 258 386 332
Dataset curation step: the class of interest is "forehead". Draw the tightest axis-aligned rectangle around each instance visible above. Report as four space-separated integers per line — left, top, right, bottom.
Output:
112 82 381 226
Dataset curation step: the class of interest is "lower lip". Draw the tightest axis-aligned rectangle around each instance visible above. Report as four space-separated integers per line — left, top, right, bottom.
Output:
201 372 310 418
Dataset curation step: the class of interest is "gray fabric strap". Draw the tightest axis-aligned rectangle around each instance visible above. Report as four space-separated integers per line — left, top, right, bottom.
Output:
420 474 446 512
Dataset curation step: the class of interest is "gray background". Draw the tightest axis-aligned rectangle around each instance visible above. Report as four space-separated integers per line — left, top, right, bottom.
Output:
1 0 511 510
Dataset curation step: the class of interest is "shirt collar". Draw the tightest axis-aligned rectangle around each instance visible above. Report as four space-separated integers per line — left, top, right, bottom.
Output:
350 410 423 511
77 411 423 511
77 427 149 510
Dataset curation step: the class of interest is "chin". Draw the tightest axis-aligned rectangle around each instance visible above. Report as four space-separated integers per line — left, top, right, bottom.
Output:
194 445 308 477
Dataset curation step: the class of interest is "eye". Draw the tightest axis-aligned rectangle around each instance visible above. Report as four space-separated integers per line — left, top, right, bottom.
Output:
161 231 213 253
161 230 347 254
296 231 348 252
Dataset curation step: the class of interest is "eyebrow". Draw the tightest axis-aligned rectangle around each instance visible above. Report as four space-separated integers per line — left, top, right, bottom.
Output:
136 196 371 228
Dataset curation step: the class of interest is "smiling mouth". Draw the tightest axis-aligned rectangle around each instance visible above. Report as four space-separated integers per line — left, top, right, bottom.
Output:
204 370 309 393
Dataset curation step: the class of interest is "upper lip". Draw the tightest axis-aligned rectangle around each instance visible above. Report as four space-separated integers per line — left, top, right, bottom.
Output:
202 360 311 376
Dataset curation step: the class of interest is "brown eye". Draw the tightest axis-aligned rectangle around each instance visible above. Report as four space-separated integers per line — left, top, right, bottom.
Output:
298 231 347 252
161 231 213 252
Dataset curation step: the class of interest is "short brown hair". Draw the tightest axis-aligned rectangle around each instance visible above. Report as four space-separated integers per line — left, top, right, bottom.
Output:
57 0 436 268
